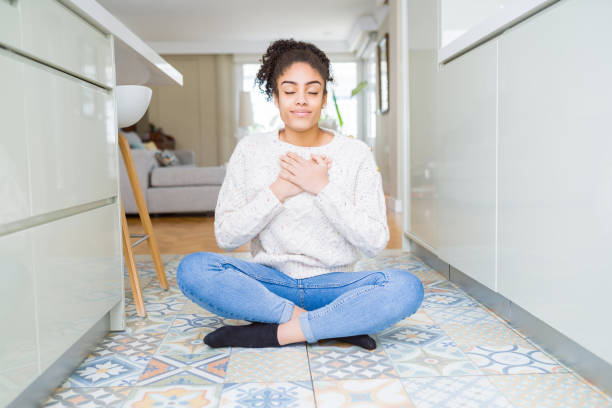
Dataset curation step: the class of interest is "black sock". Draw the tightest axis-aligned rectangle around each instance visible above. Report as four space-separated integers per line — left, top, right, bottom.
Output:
331 334 377 350
204 322 281 348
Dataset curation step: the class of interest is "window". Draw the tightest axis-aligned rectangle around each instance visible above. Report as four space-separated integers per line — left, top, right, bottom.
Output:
242 64 282 132
323 62 358 138
241 61 359 137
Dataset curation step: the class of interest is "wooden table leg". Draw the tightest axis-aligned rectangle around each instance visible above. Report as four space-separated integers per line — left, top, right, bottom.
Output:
118 132 169 290
121 199 145 317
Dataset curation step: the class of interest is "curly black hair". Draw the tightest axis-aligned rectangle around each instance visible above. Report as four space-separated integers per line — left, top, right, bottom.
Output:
255 39 334 102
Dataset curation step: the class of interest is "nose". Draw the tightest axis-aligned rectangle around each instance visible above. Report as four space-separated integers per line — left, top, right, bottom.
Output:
296 90 307 105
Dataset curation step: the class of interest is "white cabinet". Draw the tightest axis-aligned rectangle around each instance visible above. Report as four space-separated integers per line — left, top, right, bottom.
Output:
0 230 38 404
0 0 122 405
0 48 30 225
0 0 21 50
498 0 612 365
24 59 117 215
436 40 498 290
33 204 121 371
4 0 114 88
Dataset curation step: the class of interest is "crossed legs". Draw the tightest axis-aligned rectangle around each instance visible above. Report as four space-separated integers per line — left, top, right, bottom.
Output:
176 252 424 348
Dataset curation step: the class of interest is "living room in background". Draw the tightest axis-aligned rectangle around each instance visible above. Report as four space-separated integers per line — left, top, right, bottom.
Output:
239 59 360 138
147 54 236 167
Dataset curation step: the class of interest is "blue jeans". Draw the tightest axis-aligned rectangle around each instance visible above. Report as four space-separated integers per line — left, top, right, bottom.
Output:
176 251 424 343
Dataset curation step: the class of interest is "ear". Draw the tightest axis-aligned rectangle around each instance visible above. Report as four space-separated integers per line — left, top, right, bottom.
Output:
273 92 278 108
322 92 328 108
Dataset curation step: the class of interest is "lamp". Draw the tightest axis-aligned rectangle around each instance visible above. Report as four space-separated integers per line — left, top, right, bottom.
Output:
116 85 152 128
236 91 254 141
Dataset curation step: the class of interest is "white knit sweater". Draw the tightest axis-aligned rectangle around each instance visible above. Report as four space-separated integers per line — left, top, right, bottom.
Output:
214 127 389 279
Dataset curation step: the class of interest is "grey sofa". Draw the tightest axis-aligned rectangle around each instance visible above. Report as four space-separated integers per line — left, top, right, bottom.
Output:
119 149 226 214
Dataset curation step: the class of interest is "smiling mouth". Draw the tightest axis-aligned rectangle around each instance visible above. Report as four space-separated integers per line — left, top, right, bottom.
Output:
291 111 311 117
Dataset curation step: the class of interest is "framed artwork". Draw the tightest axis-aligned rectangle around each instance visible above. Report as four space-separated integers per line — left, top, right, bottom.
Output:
377 32 389 114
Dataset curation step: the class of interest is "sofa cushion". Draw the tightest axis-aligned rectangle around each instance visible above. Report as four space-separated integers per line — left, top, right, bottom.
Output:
123 131 146 149
151 165 226 187
155 149 179 166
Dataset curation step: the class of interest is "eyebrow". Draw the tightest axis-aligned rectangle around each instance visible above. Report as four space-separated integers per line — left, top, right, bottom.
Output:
280 80 322 86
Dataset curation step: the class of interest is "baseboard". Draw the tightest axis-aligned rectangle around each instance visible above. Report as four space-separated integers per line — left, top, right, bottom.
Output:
405 233 612 397
8 313 110 407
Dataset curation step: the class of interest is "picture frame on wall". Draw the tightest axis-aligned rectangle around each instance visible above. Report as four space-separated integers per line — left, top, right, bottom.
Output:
377 32 390 114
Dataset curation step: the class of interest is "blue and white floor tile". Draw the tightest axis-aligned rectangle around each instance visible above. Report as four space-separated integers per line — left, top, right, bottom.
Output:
220 381 315 408
401 376 515 408
44 250 611 407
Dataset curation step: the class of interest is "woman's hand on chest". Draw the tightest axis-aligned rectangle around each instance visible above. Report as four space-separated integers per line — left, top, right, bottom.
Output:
279 152 332 195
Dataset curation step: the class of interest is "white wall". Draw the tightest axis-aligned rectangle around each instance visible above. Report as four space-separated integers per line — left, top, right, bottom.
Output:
376 0 409 209
408 0 439 248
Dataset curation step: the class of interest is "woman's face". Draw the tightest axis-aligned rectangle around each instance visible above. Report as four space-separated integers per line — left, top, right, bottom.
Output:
273 62 327 132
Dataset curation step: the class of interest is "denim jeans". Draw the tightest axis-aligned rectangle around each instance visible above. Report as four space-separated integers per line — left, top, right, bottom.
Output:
176 251 425 343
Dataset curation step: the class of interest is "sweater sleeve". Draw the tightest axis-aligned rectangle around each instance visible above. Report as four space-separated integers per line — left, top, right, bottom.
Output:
214 141 285 251
314 149 389 258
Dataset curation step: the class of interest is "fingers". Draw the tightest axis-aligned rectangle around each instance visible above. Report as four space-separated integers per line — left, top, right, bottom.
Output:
310 153 333 166
279 169 297 183
279 155 297 174
311 155 324 165
285 151 305 164
281 152 333 172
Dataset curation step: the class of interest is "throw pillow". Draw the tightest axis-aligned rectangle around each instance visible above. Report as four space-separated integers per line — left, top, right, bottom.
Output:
143 141 159 151
123 131 146 149
155 149 179 166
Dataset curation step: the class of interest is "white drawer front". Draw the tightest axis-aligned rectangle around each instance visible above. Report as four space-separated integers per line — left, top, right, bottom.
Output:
32 203 122 371
20 0 114 87
0 229 39 407
0 49 30 225
24 59 118 216
436 40 498 290
0 0 21 50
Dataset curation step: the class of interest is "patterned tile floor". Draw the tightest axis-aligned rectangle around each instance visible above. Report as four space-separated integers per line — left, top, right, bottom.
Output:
44 250 612 408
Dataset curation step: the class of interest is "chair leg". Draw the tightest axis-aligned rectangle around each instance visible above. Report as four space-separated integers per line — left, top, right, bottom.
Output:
118 132 169 290
137 206 168 290
121 199 146 317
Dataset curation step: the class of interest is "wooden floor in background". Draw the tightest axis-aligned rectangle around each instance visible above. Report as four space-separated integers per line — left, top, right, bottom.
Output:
126 210 403 255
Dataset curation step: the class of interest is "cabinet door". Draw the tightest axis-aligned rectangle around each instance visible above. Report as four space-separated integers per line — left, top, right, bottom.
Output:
498 0 612 365
19 0 114 88
0 48 30 225
436 40 498 290
0 0 21 50
0 230 39 407
23 58 118 216
32 203 121 371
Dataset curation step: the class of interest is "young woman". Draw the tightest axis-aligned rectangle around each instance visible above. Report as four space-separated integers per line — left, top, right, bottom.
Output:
177 39 424 350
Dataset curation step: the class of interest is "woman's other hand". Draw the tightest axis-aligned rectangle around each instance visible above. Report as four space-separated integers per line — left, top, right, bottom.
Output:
310 153 333 169
279 152 330 195
270 170 303 203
